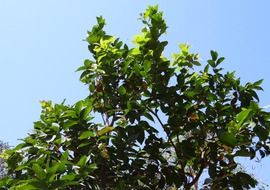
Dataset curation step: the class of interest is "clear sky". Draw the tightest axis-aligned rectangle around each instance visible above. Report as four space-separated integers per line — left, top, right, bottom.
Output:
1 0 270 187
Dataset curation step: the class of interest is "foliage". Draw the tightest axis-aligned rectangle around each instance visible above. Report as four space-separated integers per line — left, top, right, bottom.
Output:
1 5 270 190
0 140 9 179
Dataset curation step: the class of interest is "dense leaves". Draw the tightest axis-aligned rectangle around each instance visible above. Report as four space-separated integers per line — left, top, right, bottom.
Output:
0 140 9 179
1 5 270 190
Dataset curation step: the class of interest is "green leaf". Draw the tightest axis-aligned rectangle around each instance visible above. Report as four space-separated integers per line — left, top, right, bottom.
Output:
75 101 84 114
50 180 79 189
13 143 27 151
235 108 252 130
24 137 37 145
218 131 238 147
143 60 152 73
207 59 215 67
46 162 60 175
130 47 141 55
33 121 46 130
15 164 27 171
210 50 218 61
60 151 69 162
76 66 86 72
78 142 91 148
79 131 95 140
236 172 258 188
143 112 155 122
185 90 198 98
96 16 106 27
216 57 225 65
97 126 114 136
192 61 201 66
204 64 210 73
118 86 126 95
32 164 46 180
234 150 254 158
253 79 263 86
81 105 92 120
63 110 77 118
63 120 78 130
61 174 77 181
77 155 90 167
13 182 41 190
179 44 189 54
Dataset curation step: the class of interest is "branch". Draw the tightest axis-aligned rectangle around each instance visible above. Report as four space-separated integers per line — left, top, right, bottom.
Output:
105 112 110 126
185 158 206 189
101 113 106 125
109 114 117 126
145 106 178 156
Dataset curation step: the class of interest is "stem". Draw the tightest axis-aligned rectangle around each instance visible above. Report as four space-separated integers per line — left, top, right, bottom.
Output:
109 114 116 126
101 113 106 125
105 112 110 126
185 158 205 189
145 106 178 157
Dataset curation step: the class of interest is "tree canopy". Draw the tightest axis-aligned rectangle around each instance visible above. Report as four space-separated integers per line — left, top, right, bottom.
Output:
0 5 270 190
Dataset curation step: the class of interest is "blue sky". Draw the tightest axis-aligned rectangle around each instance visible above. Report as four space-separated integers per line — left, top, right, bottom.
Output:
1 0 270 186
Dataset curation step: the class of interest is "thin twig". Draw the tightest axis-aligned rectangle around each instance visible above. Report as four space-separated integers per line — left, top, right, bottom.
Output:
145 106 178 157
185 157 205 189
105 112 110 126
110 114 117 126
101 113 106 125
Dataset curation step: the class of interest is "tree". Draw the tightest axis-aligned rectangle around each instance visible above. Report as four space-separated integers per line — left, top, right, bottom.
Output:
0 140 9 179
0 5 270 190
